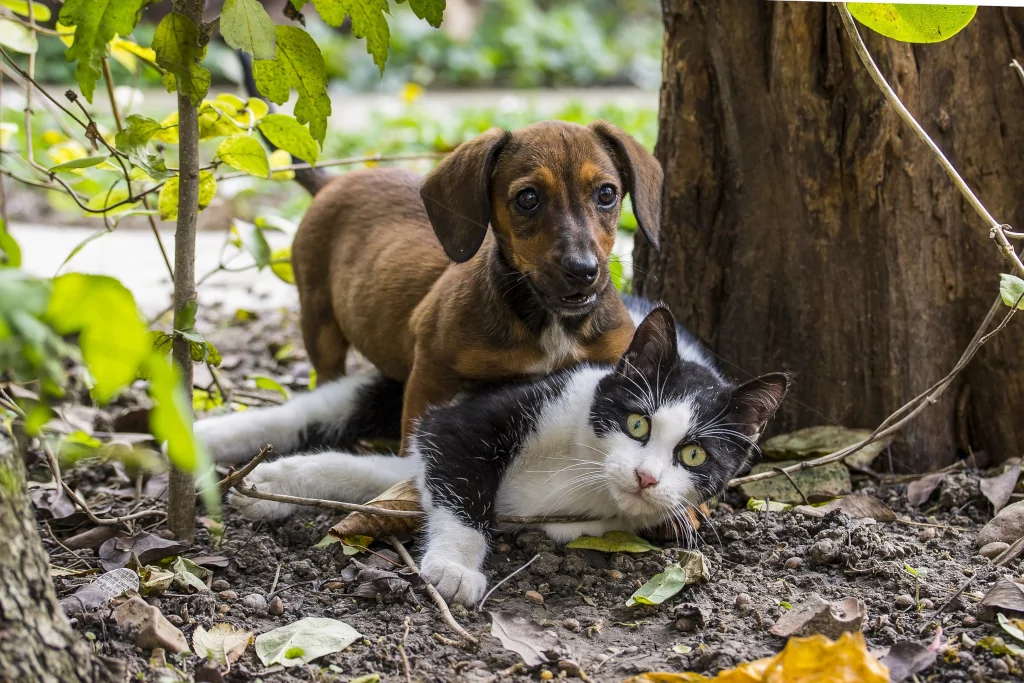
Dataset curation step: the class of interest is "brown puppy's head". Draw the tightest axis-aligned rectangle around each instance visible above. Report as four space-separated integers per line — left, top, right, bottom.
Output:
420 120 663 317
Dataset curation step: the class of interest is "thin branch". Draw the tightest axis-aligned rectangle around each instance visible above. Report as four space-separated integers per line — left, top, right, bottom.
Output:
215 151 447 182
216 444 272 495
389 536 479 646
836 3 1024 278
232 484 425 518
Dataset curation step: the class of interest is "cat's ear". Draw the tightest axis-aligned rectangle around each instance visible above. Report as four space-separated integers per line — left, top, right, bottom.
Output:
726 373 790 440
617 306 678 378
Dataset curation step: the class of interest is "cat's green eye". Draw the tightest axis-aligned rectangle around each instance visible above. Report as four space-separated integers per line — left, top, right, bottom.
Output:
626 413 650 440
679 443 707 467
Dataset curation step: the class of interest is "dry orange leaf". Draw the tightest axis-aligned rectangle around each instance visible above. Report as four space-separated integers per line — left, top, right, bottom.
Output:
328 478 423 540
625 632 888 683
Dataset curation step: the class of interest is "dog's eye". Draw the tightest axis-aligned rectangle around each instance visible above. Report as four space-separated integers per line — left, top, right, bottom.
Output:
596 184 617 208
515 189 540 212
678 443 708 467
625 413 649 440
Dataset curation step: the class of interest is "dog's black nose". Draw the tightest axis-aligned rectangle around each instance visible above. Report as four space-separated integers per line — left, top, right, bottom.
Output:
562 255 599 285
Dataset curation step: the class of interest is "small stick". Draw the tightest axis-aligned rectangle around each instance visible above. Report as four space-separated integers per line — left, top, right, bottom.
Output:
389 536 479 646
773 467 809 506
478 553 540 611
269 562 282 596
399 616 413 683
930 573 977 621
233 484 425 518
217 445 273 495
994 535 1024 567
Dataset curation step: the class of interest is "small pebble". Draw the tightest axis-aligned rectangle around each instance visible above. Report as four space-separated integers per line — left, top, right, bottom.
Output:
495 543 512 554
605 570 623 581
242 594 268 612
594 654 609 664
324 581 344 591
675 617 697 632
735 593 751 609
623 646 638 654
992 659 1010 676
166 615 184 626
809 539 840 566
539 670 553 680
217 605 230 616
918 528 937 541
211 579 230 592
525 591 544 605
218 590 238 602
962 615 978 627
557 660 583 677
894 594 915 609
980 541 1010 559
784 557 803 570
269 596 285 616
918 598 934 610
157 529 175 540
562 618 581 631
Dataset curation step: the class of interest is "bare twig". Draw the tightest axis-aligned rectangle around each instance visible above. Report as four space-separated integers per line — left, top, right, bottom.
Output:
993 535 1024 567
269 562 282 595
389 536 479 646
478 553 540 611
773 466 809 506
214 151 446 181
399 616 413 683
216 445 272 495
232 484 425 518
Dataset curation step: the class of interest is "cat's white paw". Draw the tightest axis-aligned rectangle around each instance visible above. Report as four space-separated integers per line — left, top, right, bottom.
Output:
421 554 488 606
228 461 297 521
194 414 264 464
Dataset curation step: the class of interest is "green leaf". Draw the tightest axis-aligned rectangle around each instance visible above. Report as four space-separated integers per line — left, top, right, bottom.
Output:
249 373 290 399
48 156 108 173
999 613 1024 644
57 229 108 274
255 617 361 667
220 0 276 60
46 274 149 403
270 247 295 284
626 563 687 607
147 352 203 473
311 0 390 73
84 188 136 216
847 4 977 44
747 498 791 513
217 135 270 178
158 172 216 221
167 555 211 592
58 0 149 102
401 0 445 28
233 221 272 268
114 114 175 181
565 530 659 553
174 300 198 331
257 114 319 164
0 18 37 54
0 219 21 267
152 11 211 106
0 0 52 21
253 26 331 145
1000 274 1024 310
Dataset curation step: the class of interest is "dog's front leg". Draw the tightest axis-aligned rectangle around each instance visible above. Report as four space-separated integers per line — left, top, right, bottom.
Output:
400 358 460 450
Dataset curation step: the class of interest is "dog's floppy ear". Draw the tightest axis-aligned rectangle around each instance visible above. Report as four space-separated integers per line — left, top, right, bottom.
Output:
420 128 511 263
589 121 663 251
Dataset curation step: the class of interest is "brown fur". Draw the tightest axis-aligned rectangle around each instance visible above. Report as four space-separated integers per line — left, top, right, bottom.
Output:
291 120 663 443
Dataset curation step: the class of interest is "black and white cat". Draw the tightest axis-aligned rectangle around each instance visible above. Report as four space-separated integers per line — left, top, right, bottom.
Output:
195 299 788 605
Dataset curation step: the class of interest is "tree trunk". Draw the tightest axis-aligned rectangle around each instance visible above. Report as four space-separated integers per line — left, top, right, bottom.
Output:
166 0 207 543
0 437 118 682
636 1 1024 472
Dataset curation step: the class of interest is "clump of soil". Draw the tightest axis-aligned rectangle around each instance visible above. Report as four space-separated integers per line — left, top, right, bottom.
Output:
32 303 1023 682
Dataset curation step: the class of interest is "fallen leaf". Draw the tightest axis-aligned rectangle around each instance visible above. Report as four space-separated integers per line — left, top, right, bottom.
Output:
348 675 381 683
676 550 710 584
255 617 361 667
189 554 230 569
113 596 189 653
761 426 891 469
738 460 851 504
30 486 78 520
979 577 1024 621
565 530 659 553
627 564 688 607
906 472 945 506
624 632 888 683
672 644 692 654
328 479 422 539
340 534 374 556
167 556 212 592
63 527 126 550
59 567 139 615
770 594 867 639
98 532 186 571
977 635 1024 656
790 494 895 522
998 612 1024 643
139 565 174 596
193 623 254 667
488 611 563 667
879 641 938 683
747 498 791 513
980 458 1021 514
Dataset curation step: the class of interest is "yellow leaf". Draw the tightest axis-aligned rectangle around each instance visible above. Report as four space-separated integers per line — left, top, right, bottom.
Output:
55 21 75 47
47 140 90 171
159 171 216 221
268 148 295 181
85 188 135 216
215 93 247 110
625 633 888 683
41 130 67 146
400 82 423 105
270 247 294 284
0 0 51 22
110 36 156 72
151 111 179 145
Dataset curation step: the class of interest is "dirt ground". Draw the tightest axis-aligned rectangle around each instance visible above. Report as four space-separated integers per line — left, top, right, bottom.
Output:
30 303 1024 682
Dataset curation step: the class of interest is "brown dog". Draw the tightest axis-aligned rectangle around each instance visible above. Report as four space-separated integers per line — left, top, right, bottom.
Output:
291 120 663 441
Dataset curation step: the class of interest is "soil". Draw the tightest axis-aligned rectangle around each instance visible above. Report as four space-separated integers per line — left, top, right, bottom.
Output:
28 303 1024 683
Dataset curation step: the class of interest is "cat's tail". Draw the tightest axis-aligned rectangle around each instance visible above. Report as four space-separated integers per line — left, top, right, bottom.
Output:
194 373 403 464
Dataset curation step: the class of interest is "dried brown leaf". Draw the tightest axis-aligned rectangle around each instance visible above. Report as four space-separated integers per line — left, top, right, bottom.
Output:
980 458 1021 514
488 611 563 667
880 640 939 682
328 478 422 539
906 472 945 507
770 594 866 639
98 532 186 571
193 623 254 666
979 577 1024 621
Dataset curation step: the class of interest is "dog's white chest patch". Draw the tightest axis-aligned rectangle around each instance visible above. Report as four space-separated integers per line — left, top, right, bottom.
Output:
527 323 583 374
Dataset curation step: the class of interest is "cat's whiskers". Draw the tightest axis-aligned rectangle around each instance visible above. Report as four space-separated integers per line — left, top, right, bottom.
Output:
538 472 608 514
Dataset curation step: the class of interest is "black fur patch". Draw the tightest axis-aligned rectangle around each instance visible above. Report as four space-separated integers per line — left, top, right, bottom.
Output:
294 376 404 452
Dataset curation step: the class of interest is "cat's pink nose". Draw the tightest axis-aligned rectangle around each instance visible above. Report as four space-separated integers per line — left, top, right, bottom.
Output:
635 469 659 489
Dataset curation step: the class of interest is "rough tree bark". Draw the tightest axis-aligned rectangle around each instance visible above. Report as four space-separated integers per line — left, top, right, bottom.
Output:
166 0 207 543
636 2 1024 472
0 437 117 683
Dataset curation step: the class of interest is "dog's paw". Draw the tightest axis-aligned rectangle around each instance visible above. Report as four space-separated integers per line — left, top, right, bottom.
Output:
227 462 297 521
421 553 488 606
